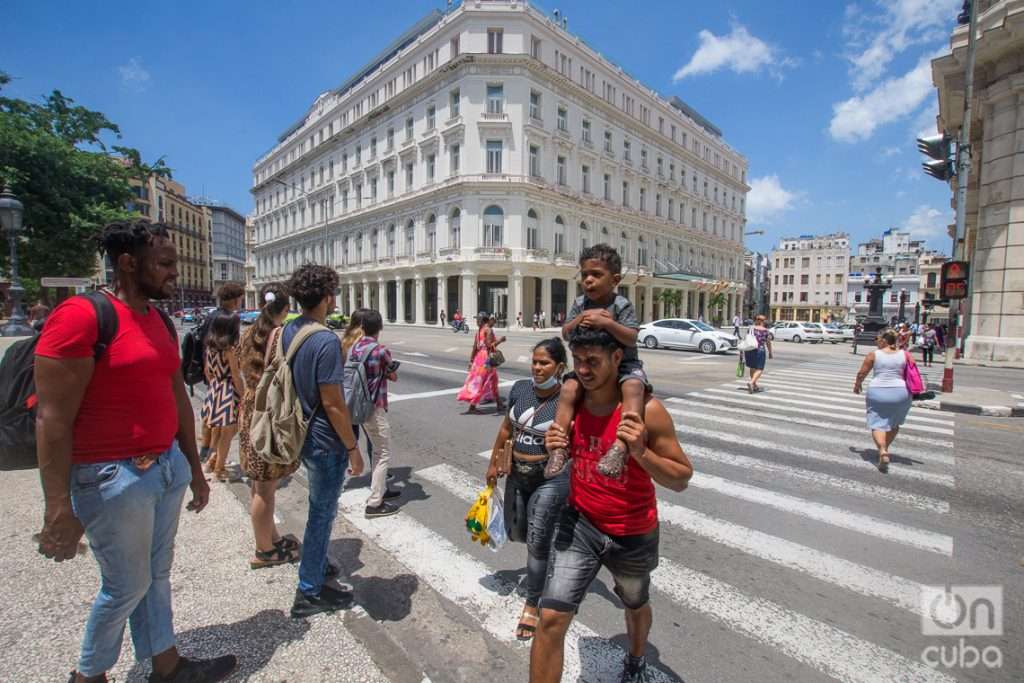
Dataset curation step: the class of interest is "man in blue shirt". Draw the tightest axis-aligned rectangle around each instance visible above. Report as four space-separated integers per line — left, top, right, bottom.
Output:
282 264 365 618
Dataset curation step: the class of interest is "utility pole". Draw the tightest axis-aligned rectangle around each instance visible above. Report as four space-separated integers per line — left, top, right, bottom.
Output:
943 0 978 393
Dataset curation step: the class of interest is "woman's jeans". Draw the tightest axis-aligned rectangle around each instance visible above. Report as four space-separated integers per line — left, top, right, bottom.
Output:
298 441 349 596
504 466 570 607
70 444 192 676
921 346 934 364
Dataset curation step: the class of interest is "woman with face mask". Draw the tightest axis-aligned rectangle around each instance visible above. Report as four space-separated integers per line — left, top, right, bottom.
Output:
485 338 569 642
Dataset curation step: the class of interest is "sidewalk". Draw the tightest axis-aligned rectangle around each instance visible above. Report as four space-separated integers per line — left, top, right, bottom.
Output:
915 385 1024 417
0 464 389 682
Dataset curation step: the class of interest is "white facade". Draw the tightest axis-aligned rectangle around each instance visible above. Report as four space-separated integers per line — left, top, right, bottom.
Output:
251 1 749 325
847 228 924 322
769 233 850 322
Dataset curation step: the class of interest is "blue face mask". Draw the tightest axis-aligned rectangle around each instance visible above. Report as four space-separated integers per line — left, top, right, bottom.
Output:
533 366 564 390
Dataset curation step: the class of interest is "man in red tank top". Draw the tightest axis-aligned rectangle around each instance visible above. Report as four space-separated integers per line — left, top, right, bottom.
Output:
531 328 693 683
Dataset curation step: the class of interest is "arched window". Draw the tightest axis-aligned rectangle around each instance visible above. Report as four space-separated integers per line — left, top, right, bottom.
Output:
637 235 647 266
387 224 396 257
426 214 437 254
554 215 565 255
405 219 415 256
449 207 461 249
483 205 504 247
579 221 590 251
620 231 629 260
355 232 364 263
526 209 539 250
371 228 379 261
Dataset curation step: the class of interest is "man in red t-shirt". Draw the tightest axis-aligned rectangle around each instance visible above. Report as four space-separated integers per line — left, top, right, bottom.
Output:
532 327 693 683
34 219 236 683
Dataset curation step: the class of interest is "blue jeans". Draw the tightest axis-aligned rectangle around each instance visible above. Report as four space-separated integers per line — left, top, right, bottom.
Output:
70 443 192 676
298 441 349 596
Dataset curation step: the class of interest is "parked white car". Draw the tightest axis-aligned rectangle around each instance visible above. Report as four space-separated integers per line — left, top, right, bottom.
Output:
772 321 824 344
820 323 845 344
824 323 853 342
637 319 738 354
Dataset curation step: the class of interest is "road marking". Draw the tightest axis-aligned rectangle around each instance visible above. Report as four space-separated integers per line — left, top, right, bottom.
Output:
718 385 955 426
396 359 476 376
419 463 952 682
687 444 949 513
692 391 954 436
391 340 406 345
444 347 458 353
691 471 953 555
516 355 529 363
424 463 926 613
668 399 955 451
676 355 721 363
390 381 516 402
401 351 430 358
675 423 954 487
338 487 677 683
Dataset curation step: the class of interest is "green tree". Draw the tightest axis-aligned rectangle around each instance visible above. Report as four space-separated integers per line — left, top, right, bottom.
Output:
708 292 728 325
656 289 683 318
0 70 170 286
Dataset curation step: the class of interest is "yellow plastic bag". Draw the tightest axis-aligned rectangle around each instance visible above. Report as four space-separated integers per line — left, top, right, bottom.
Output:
465 485 493 547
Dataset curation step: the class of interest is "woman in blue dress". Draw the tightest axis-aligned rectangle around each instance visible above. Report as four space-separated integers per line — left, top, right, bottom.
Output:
743 314 774 393
854 328 912 473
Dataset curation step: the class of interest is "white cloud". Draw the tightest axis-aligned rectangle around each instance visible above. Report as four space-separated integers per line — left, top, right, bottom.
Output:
118 57 150 91
747 175 799 223
880 145 902 158
672 23 796 82
900 204 951 239
829 51 937 142
842 0 960 91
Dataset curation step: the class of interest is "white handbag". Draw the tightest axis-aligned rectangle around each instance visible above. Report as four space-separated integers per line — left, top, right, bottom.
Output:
737 327 759 352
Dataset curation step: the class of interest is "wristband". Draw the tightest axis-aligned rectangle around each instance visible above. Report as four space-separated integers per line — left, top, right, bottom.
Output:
344 442 358 451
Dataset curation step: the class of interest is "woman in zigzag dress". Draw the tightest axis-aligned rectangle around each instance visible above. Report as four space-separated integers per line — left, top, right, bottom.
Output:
201 308 244 481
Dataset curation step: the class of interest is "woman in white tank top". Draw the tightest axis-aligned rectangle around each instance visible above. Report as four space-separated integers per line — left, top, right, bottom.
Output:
853 328 911 472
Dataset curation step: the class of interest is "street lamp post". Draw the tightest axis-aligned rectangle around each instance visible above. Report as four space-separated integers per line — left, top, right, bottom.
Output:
0 187 33 337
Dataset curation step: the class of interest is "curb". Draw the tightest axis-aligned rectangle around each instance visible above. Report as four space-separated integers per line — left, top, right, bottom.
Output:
913 398 1024 417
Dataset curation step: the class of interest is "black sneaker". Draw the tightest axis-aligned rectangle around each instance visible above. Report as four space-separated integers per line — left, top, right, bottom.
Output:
290 584 354 618
147 655 238 683
364 501 400 518
68 673 108 683
387 472 395 482
620 655 651 683
382 488 402 500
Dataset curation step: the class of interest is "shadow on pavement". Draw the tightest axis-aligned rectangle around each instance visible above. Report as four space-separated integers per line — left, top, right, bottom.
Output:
0 451 37 472
328 537 418 623
124 608 311 682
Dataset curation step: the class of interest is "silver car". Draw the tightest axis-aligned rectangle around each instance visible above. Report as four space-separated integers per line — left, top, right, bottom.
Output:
637 319 738 354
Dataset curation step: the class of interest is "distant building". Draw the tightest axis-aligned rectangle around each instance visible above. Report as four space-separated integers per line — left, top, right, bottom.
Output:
918 250 949 324
932 0 1024 362
769 233 850 322
743 250 770 319
244 214 257 309
847 228 924 323
192 199 247 297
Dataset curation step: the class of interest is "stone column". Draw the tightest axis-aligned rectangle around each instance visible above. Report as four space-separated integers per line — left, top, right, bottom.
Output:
414 275 426 324
437 272 448 323
347 282 356 314
377 278 386 314
680 289 689 318
461 271 478 321
509 269 522 326
644 284 655 323
540 276 552 327
395 276 405 324
362 280 371 310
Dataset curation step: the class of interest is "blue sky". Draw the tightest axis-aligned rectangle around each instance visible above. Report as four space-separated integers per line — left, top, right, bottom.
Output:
2 0 960 255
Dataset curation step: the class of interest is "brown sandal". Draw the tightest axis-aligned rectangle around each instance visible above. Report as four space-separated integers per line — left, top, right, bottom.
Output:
250 544 298 569
516 609 539 641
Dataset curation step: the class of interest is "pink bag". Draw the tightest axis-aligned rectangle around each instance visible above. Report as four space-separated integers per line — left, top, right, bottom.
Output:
903 350 924 395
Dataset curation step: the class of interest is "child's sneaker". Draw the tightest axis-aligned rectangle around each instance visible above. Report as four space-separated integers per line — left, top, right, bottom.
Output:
544 447 570 478
596 442 627 478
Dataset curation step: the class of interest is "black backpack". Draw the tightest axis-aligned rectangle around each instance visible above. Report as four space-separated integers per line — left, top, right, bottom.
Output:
0 292 174 465
180 322 207 391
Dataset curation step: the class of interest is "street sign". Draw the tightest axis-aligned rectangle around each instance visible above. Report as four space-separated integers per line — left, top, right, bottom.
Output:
40 277 92 288
940 261 969 300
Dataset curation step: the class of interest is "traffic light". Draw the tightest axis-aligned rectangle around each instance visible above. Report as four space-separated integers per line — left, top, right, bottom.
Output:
917 133 956 181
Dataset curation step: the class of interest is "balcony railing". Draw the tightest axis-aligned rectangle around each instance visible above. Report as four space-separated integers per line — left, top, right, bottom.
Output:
439 246 461 257
474 246 511 258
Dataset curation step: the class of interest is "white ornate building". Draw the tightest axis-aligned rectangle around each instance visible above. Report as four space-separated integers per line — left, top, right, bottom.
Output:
250 0 749 326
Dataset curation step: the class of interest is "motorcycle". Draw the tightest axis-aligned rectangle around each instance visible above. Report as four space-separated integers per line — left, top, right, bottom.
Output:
451 319 469 333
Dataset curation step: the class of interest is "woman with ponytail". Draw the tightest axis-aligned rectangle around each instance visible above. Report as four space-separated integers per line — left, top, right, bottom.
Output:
238 283 301 568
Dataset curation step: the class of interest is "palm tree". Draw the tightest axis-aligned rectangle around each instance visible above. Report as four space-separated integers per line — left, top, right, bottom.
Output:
656 289 683 318
708 292 728 326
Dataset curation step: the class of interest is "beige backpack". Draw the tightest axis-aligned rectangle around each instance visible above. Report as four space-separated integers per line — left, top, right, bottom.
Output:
250 322 329 465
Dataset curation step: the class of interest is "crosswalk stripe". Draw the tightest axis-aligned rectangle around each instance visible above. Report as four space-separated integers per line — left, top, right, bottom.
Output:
714 386 954 426
390 380 516 402
687 444 949 513
691 391 955 436
676 424 955 487
418 464 953 683
667 400 956 453
338 487 676 683
424 463 927 613
730 378 875 405
690 472 953 555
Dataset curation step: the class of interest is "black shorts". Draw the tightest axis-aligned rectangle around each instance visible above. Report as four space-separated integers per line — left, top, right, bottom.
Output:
539 504 659 613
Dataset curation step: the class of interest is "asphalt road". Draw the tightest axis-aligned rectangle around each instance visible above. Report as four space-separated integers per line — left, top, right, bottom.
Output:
199 323 1023 682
